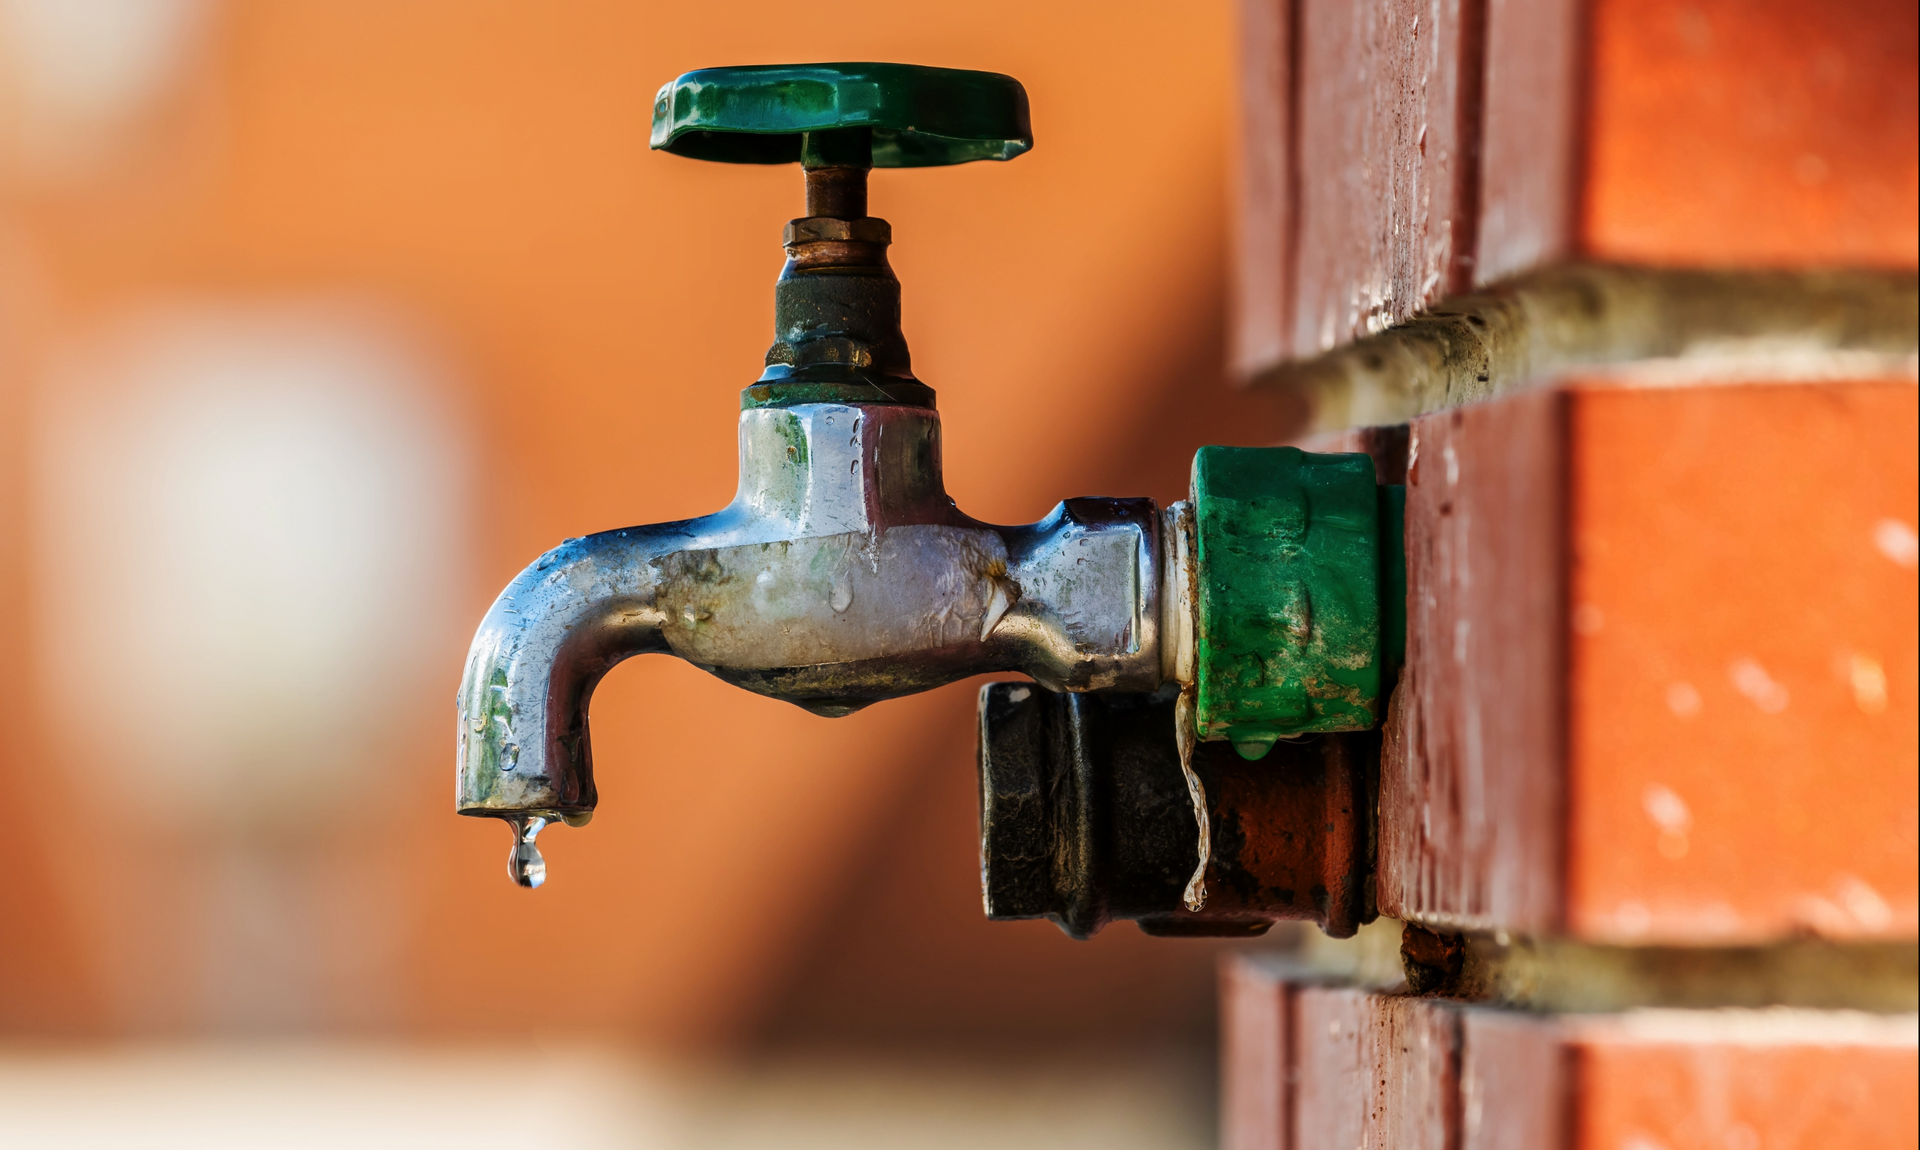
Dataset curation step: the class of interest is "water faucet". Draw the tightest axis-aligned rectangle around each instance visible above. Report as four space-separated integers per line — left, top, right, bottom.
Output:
456 63 1165 884
455 63 1407 935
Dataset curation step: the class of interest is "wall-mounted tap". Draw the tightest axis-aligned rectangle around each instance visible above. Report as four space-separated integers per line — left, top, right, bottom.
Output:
455 63 1406 938
457 63 1162 884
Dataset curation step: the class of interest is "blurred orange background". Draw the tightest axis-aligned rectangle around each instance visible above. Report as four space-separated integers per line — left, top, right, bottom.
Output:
0 0 1299 1064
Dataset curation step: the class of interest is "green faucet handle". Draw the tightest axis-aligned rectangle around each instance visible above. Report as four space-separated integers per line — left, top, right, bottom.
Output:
650 62 1033 168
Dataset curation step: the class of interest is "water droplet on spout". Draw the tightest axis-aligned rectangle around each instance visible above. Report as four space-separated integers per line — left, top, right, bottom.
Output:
507 815 550 889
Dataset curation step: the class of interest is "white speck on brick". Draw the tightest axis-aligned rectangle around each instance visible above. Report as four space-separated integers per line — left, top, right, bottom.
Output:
1836 875 1893 932
1643 783 1694 860
1699 903 1743 936
1729 658 1790 713
1873 518 1918 568
1837 651 1889 714
1642 784 1693 833
1613 902 1652 937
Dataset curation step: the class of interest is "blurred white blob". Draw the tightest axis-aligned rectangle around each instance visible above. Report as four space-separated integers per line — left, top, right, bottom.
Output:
1664 680 1702 718
1727 657 1790 714
1640 783 1692 834
1874 518 1919 569
0 0 209 181
0 1046 1213 1150
1641 782 1693 861
1835 649 1889 715
35 303 469 827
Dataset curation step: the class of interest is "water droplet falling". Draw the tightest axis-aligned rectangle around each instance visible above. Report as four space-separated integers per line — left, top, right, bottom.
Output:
507 815 550 888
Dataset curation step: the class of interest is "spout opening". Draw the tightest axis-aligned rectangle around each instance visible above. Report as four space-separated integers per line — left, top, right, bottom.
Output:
457 806 589 821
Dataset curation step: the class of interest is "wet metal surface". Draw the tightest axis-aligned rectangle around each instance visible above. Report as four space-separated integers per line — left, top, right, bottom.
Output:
458 402 1162 848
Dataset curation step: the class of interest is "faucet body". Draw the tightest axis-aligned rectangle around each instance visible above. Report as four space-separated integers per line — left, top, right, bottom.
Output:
459 64 1402 931
458 399 1162 820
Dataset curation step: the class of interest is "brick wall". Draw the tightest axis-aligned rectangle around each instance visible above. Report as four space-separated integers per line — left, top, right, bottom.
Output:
1234 0 1919 371
1226 0 1918 1144
1225 956 1918 1150
1384 377 1918 942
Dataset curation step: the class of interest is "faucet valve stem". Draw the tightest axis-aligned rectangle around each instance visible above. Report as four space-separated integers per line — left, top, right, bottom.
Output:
804 166 868 218
801 125 872 218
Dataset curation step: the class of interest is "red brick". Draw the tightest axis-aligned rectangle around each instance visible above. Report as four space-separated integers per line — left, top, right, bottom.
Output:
1380 378 1920 941
1291 0 1481 355
1474 0 1583 283
1460 1009 1568 1150
1382 388 1568 934
1570 1010 1920 1150
1565 380 1919 942
1233 0 1296 377
1372 995 1461 1150
1229 977 1918 1148
1293 987 1459 1149
1221 955 1292 1150
1460 1007 1919 1150
1235 0 1919 372
1479 0 1920 280
1581 0 1919 270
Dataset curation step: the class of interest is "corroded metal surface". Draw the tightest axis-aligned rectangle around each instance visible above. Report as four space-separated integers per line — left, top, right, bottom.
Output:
744 208 937 411
977 682 1373 939
459 402 1161 822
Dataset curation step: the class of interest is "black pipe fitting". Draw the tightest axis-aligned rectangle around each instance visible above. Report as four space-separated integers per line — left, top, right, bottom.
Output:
977 682 1375 940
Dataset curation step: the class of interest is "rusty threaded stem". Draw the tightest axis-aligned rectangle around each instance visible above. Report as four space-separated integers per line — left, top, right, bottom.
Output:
805 166 868 219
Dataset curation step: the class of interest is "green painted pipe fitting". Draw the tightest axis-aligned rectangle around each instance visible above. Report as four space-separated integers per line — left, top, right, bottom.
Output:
1186 446 1406 760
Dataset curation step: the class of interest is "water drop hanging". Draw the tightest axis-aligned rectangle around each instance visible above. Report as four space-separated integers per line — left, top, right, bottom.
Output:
507 815 551 888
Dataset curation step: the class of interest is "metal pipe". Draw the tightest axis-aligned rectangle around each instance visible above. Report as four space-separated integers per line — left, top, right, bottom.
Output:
977 682 1374 939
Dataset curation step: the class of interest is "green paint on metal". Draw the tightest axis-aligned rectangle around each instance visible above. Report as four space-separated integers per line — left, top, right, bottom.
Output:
651 63 1032 167
770 410 809 469
468 664 516 799
1191 446 1383 754
799 126 874 169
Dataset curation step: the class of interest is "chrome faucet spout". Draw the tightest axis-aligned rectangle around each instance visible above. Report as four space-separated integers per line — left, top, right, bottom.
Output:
457 402 1164 840
455 521 679 820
